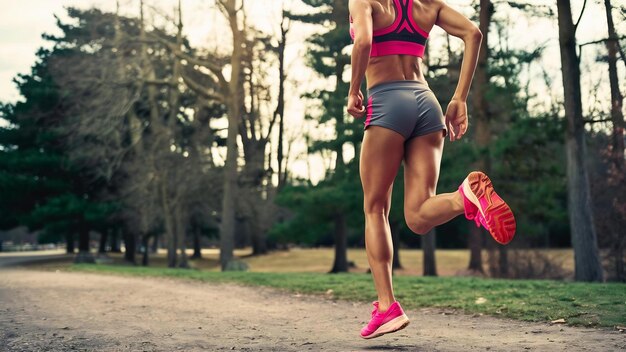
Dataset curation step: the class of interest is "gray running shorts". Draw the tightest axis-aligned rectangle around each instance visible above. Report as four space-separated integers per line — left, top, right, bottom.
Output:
364 80 447 140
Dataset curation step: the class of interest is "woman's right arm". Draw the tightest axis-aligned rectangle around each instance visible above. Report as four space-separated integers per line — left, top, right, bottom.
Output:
435 2 483 141
347 0 373 118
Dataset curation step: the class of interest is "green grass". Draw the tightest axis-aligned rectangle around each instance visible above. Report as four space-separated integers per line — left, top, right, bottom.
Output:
71 264 626 328
52 248 575 277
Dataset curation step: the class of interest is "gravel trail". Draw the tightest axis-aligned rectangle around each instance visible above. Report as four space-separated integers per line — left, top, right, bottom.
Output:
0 269 623 351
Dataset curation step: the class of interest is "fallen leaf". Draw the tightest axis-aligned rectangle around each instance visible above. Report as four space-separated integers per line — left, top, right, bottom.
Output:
325 289 333 295
475 297 487 304
550 318 566 324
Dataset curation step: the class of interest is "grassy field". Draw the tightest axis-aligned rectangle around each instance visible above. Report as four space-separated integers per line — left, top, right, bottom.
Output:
84 247 575 277
71 264 626 328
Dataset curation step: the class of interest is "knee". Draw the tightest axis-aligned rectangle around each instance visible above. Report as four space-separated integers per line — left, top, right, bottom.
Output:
405 209 432 235
407 221 432 235
363 197 388 217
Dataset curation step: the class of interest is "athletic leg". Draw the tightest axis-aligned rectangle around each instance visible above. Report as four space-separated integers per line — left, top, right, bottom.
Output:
403 131 465 235
359 126 410 339
403 130 517 243
360 126 404 312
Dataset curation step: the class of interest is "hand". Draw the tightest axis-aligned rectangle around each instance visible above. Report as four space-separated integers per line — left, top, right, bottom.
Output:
444 99 468 142
347 91 366 118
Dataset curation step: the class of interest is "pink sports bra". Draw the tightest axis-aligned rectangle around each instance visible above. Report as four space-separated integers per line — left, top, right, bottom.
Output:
349 0 430 58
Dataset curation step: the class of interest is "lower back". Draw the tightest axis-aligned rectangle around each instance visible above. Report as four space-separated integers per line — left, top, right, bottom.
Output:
366 55 428 89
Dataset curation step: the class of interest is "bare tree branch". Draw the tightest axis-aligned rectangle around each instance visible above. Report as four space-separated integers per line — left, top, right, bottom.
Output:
180 72 225 102
146 31 230 92
573 0 587 34
579 35 626 47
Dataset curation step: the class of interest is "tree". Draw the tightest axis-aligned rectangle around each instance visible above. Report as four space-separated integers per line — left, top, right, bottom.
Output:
0 43 119 263
467 0 493 275
272 169 362 272
238 26 285 256
603 0 625 281
286 0 359 273
215 0 246 270
45 6 142 263
557 0 604 282
155 0 264 266
2 2 232 267
422 229 437 276
275 8 291 189
0 65 70 234
43 3 224 268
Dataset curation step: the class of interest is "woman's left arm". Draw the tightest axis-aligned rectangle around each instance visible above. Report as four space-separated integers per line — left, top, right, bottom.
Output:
436 2 483 141
347 0 373 118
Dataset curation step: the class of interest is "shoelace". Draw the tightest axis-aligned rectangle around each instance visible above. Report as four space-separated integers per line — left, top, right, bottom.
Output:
370 302 379 318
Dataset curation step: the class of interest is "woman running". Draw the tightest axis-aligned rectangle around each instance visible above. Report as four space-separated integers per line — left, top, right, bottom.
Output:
347 0 516 339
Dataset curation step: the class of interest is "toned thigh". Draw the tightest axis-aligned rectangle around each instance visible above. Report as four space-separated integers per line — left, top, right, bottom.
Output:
403 130 445 212
360 126 405 215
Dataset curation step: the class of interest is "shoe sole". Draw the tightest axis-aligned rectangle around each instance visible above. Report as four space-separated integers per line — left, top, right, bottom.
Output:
360 314 410 339
462 171 516 245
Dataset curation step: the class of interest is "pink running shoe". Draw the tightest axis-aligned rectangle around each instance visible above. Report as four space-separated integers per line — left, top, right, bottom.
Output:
360 301 410 339
459 171 516 245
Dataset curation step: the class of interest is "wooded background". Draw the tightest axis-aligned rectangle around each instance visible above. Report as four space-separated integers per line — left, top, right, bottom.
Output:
0 0 624 282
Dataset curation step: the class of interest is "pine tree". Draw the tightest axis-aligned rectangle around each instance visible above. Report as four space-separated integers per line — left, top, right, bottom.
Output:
286 0 363 272
0 48 117 261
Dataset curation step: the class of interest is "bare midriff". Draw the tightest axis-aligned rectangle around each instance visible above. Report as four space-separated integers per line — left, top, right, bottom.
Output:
365 55 427 89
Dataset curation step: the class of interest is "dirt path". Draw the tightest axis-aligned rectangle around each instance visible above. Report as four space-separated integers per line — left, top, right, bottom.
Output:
0 269 623 352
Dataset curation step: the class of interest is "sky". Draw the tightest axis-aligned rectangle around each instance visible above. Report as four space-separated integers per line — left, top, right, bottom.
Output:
0 0 622 183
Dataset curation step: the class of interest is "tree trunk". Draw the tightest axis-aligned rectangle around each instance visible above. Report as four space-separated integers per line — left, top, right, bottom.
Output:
191 226 202 259
142 235 149 266
123 231 136 264
468 0 492 272
221 104 239 269
243 145 268 256
220 0 245 271
333 61 347 173
139 0 160 128
66 233 75 254
151 233 159 254
486 237 498 277
175 205 189 268
330 213 349 273
78 226 89 253
160 179 177 268
276 12 288 188
98 230 108 254
423 228 437 276
557 0 604 282
468 226 484 273
165 219 177 268
604 0 625 282
251 218 268 255
486 240 508 278
610 230 625 280
109 229 121 252
498 245 508 278
74 225 95 264
604 0 625 163
390 220 402 270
